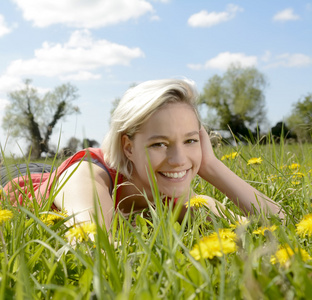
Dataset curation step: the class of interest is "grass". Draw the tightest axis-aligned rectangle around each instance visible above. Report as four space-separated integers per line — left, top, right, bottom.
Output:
0 138 312 299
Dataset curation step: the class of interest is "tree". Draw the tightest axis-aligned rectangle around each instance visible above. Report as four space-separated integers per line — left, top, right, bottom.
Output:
2 79 80 158
82 138 99 148
199 65 268 140
287 93 312 142
60 137 81 157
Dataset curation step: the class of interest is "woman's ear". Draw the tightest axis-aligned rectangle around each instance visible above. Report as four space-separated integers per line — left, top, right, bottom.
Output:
122 134 134 161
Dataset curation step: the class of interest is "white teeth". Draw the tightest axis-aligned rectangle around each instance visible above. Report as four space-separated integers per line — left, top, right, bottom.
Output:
161 171 187 179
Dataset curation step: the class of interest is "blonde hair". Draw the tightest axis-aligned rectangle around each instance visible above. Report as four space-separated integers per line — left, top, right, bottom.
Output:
102 78 200 178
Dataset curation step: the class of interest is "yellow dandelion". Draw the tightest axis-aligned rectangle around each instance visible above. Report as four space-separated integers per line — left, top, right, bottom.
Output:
296 214 312 237
270 244 311 267
65 222 97 243
267 175 282 182
290 172 304 184
230 218 250 229
210 228 237 241
221 152 238 161
0 209 13 225
252 225 277 235
186 196 206 208
291 181 301 185
40 210 68 226
190 230 237 260
288 163 300 170
291 172 305 178
247 157 263 165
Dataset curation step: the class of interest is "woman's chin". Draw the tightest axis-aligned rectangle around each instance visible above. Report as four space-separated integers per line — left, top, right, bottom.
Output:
159 188 190 200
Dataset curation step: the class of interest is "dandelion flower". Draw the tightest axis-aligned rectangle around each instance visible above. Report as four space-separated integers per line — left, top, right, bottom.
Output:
40 210 68 226
230 218 250 229
291 172 305 179
267 175 282 182
190 230 237 260
252 225 277 235
221 152 238 161
65 222 96 243
0 209 13 225
290 172 304 184
291 181 301 185
296 214 312 237
210 228 237 241
292 172 305 178
270 244 311 267
186 196 206 208
288 163 300 170
247 157 263 165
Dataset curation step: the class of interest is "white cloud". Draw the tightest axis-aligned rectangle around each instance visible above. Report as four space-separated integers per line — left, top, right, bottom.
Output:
0 14 13 37
261 51 272 62
188 4 243 28
5 30 145 79
0 75 23 94
273 8 300 22
12 0 154 28
60 71 102 81
188 52 257 71
0 98 10 110
187 63 203 70
265 53 312 68
150 15 161 21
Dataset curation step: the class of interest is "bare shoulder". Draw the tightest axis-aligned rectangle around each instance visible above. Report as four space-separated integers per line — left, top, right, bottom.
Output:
53 161 115 226
53 161 112 209
57 161 111 186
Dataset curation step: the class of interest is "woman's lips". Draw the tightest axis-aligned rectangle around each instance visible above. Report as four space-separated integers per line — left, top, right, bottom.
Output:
158 169 189 180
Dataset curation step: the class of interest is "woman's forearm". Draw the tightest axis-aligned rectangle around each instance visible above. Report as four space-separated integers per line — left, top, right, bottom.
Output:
200 157 283 218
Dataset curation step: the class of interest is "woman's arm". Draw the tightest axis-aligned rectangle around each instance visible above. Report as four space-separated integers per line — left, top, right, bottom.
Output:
198 127 284 218
53 161 115 231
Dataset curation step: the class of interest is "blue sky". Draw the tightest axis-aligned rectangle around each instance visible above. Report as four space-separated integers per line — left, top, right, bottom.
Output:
0 0 311 155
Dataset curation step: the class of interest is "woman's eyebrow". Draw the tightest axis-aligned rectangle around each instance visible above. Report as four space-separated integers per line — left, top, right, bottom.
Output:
147 131 199 141
186 131 199 137
148 135 169 141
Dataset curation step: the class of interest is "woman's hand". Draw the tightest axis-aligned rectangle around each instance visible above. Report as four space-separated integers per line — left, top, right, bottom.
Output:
198 126 218 179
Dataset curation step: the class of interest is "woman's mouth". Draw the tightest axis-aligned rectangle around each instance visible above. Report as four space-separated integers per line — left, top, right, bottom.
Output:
159 170 187 179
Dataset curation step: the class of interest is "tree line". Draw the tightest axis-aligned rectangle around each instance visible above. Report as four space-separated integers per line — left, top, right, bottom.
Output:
1 67 311 158
200 65 311 144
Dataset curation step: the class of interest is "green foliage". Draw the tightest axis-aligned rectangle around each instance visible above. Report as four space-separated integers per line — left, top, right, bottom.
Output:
200 65 267 138
1 140 312 298
2 79 80 158
287 93 312 142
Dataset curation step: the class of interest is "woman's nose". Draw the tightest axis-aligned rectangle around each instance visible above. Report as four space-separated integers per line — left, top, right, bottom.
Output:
167 145 187 166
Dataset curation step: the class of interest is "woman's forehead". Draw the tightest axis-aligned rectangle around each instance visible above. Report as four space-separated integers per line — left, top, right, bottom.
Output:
138 103 200 134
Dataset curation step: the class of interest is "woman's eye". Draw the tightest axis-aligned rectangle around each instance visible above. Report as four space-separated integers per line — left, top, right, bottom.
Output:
150 142 167 148
185 139 199 144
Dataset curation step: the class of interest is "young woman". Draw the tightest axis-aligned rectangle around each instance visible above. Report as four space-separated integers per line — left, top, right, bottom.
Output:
1 79 283 230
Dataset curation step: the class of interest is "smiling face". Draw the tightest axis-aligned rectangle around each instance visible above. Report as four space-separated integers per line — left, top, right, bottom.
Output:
122 102 202 200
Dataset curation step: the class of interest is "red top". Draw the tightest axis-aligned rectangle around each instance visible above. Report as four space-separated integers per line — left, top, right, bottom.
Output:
3 148 124 210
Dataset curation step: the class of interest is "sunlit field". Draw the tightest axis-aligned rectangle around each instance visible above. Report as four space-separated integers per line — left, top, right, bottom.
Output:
1 138 312 299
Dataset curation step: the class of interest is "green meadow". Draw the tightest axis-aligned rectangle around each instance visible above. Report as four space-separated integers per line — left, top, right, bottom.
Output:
1 138 312 299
